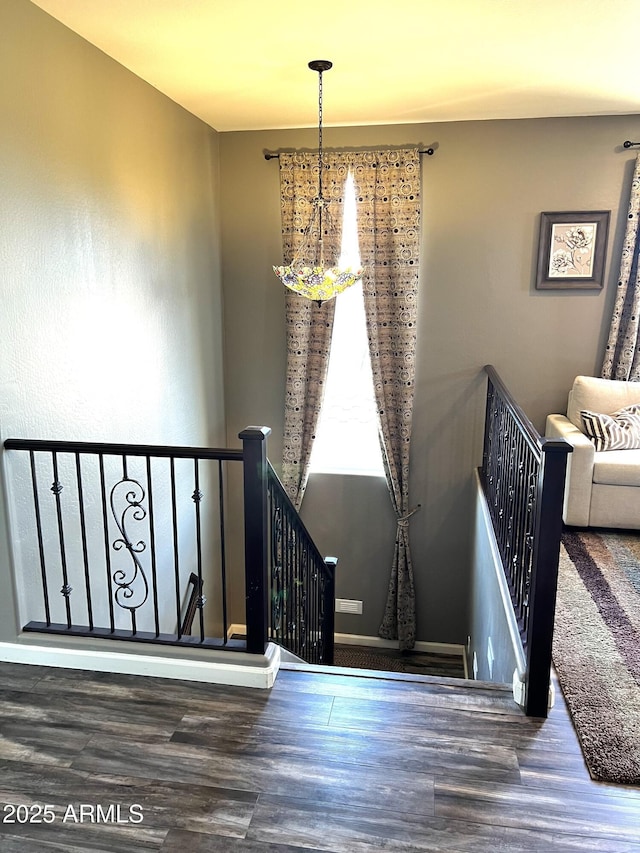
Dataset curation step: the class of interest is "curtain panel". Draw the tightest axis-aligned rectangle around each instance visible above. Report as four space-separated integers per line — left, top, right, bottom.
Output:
279 152 347 508
352 148 421 650
278 147 421 648
602 154 640 380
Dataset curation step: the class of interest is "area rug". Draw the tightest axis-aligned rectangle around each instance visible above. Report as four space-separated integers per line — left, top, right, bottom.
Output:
333 646 409 673
553 529 640 784
333 645 466 679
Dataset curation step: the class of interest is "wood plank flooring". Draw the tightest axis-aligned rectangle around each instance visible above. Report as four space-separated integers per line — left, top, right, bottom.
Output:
0 659 639 851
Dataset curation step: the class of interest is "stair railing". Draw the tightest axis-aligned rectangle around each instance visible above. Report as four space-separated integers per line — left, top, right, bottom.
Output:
3 427 335 664
479 365 571 717
266 462 336 665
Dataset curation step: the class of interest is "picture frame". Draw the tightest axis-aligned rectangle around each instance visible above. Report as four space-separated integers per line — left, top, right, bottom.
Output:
535 210 610 290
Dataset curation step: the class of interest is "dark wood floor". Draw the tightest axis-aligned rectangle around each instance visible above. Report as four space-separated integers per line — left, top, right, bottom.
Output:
0 659 639 852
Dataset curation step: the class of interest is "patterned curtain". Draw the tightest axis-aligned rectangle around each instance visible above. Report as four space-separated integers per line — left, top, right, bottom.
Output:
352 148 422 650
602 154 640 380
279 152 347 508
279 148 421 649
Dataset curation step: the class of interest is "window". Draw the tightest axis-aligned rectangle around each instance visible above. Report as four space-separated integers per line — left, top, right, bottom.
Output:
309 172 385 477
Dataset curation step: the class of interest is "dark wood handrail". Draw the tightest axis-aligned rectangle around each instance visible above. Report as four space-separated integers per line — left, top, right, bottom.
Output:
267 462 327 569
4 437 243 461
483 365 541 453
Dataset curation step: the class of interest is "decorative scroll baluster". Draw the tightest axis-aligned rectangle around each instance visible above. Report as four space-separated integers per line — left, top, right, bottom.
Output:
110 456 149 635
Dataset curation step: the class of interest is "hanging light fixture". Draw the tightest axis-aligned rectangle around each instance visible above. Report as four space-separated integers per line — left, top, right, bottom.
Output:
273 60 362 305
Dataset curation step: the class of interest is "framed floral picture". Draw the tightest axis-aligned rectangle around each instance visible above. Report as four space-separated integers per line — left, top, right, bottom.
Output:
535 211 610 290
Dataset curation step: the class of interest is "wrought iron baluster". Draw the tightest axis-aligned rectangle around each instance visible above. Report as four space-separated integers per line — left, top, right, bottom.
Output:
524 463 537 614
316 554 322 662
145 456 160 638
299 539 308 656
318 567 326 661
170 458 181 639
270 493 284 641
216 459 225 644
281 506 289 648
286 511 294 651
51 452 72 629
75 453 93 631
512 434 530 610
110 455 149 636
99 454 116 633
191 458 207 643
311 550 318 662
507 431 522 603
29 450 51 627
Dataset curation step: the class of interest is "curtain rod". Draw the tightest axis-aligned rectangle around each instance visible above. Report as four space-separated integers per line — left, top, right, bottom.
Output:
624 141 640 148
264 147 434 161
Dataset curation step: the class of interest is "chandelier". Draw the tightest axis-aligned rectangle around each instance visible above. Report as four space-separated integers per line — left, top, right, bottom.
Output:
273 60 362 305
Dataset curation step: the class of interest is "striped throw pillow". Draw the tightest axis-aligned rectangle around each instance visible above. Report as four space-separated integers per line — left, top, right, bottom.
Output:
581 404 640 452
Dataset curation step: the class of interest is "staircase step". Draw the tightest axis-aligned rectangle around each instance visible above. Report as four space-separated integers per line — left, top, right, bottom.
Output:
279 658 512 695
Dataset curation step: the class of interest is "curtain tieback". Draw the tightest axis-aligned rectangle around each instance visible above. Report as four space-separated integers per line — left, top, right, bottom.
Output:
396 504 421 528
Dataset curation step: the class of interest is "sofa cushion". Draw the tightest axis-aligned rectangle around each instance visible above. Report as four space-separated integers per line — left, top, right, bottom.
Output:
567 375 640 429
593 448 640 487
581 405 640 451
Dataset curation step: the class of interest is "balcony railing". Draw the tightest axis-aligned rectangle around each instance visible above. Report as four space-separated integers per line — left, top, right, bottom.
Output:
480 366 571 717
3 428 335 665
267 463 336 665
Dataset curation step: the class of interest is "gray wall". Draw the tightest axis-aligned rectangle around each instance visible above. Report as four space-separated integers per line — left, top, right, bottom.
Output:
0 0 226 642
469 473 522 684
220 115 640 644
3 0 639 649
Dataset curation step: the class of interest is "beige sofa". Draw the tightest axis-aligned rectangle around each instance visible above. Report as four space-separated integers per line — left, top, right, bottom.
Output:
545 375 640 529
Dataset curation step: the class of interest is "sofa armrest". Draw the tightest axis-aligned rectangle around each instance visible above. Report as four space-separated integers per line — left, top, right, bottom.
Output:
545 414 594 526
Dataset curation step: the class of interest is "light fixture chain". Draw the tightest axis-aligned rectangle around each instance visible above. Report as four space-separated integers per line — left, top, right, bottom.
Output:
317 67 324 203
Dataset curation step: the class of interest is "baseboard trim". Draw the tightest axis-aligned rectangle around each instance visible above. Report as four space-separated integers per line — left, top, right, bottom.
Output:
0 640 280 689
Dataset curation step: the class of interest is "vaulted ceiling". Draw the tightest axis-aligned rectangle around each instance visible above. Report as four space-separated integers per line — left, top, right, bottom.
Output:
30 0 640 132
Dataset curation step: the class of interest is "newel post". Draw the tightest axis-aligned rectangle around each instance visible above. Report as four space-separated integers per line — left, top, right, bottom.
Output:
239 426 271 655
322 556 337 665
525 438 571 717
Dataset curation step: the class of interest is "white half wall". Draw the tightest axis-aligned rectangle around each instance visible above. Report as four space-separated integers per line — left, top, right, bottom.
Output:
0 637 280 689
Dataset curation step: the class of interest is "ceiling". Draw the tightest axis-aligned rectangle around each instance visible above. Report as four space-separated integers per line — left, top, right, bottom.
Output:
30 0 640 133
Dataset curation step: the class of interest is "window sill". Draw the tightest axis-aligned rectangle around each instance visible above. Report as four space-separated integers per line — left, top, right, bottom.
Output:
308 468 386 479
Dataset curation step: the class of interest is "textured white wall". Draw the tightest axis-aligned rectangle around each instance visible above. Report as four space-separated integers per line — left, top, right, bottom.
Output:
0 0 226 642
